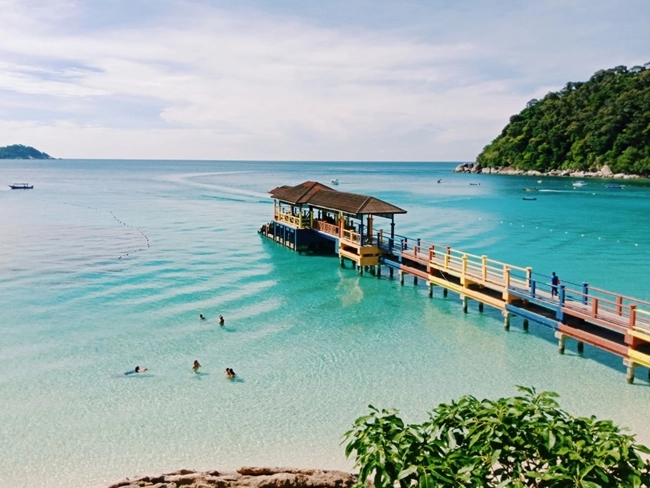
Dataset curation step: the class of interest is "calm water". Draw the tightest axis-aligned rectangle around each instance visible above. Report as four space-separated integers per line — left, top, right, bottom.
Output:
1 160 649 488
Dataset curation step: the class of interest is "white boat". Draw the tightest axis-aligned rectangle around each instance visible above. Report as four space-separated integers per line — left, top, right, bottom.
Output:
572 180 587 188
330 178 339 185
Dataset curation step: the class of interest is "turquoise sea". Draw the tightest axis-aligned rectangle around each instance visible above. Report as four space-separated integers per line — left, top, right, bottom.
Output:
1 160 650 488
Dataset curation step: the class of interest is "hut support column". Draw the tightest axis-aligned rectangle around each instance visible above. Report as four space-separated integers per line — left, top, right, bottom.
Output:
413 275 418 286
389 267 394 279
478 302 484 313
340 256 345 268
443 288 448 297
503 311 510 331
462 295 468 313
577 341 584 354
523 319 529 332
399 271 404 286
428 282 433 298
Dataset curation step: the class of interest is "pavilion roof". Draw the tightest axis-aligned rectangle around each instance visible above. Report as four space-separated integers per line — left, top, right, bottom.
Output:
269 181 406 216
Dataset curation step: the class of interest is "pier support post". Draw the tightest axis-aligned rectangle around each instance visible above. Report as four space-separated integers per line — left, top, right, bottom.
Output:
555 332 565 354
399 271 404 286
352 262 356 270
577 341 584 354
503 311 510 331
462 295 468 314
443 288 448 297
370 266 376 276
377 265 381 278
389 267 394 279
340 256 345 268
358 265 363 276
523 319 529 332
478 302 484 313
413 276 418 286
626 360 635 384
428 282 433 298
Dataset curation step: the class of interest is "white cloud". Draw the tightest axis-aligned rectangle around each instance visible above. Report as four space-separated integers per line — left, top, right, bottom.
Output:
0 0 647 160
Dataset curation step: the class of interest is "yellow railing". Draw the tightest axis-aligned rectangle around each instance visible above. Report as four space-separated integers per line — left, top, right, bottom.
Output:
275 211 309 228
342 228 361 244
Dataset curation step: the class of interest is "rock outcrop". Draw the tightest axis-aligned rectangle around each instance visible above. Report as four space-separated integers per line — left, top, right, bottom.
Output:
107 467 357 488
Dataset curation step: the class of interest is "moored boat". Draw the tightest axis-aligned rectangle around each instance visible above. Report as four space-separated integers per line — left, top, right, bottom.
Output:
604 183 624 189
572 180 587 188
9 183 33 189
330 178 339 185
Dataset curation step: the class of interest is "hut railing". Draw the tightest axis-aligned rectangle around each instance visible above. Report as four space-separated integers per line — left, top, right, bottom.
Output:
342 228 361 244
313 220 339 236
275 211 309 229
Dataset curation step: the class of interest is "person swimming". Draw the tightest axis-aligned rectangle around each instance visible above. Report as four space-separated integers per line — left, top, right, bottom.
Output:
124 366 147 375
219 315 225 326
192 360 201 373
225 368 236 379
199 314 206 320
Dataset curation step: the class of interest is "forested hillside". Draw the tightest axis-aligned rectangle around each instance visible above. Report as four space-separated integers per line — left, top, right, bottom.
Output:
0 144 53 159
477 65 650 175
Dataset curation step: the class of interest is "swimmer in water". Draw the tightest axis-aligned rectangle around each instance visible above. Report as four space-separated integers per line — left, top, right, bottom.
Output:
192 360 201 373
219 315 225 326
226 368 236 379
124 366 147 375
199 314 206 320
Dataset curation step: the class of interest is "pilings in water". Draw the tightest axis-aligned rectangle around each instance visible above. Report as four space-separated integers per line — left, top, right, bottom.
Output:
503 311 510 331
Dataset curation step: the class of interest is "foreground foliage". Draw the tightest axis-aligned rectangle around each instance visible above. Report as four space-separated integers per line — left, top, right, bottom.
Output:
476 64 650 175
344 387 650 487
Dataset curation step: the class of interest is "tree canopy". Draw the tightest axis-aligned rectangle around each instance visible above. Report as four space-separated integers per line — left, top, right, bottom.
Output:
344 387 650 487
476 65 650 175
0 144 53 159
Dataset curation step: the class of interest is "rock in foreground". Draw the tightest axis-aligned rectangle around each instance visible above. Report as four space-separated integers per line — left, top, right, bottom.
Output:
107 467 357 488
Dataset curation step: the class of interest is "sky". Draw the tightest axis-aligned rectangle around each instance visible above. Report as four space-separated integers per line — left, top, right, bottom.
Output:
0 0 648 161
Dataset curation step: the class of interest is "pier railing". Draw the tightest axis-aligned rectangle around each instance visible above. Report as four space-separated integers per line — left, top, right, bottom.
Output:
376 229 650 334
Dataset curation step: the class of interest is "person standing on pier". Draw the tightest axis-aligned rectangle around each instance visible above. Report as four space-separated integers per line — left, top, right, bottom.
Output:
551 272 560 298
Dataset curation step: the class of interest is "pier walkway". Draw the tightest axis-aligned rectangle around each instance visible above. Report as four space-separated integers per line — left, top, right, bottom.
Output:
260 181 650 383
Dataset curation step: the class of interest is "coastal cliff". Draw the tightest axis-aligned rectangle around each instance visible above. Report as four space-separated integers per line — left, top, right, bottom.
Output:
475 64 650 176
107 467 357 488
0 144 54 159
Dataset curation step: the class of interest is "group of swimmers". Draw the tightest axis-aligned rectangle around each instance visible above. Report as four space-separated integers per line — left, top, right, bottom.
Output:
125 361 236 379
199 313 225 326
124 313 233 378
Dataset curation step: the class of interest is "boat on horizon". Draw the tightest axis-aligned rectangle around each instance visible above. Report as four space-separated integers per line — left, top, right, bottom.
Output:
8 183 33 189
572 180 587 188
330 178 339 185
524 187 538 192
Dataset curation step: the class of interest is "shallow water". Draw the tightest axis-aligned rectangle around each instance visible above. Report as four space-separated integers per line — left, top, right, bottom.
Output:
1 160 649 488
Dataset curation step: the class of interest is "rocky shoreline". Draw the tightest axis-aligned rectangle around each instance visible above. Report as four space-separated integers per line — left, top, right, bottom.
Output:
106 467 357 488
453 163 645 180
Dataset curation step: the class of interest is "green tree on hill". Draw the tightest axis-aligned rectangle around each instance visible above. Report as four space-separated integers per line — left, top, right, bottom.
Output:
477 65 650 175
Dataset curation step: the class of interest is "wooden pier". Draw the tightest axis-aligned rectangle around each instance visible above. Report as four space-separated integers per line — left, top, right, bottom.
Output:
260 181 650 383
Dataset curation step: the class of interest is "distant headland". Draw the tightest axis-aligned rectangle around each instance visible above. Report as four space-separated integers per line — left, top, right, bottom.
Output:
475 64 650 177
0 144 54 159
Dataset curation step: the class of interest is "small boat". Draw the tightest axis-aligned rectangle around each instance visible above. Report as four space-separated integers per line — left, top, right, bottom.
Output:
9 183 33 189
437 179 442 183
604 183 624 190
469 183 480 186
572 180 587 188
330 178 339 185
537 180 543 184
522 197 537 201
523 187 538 192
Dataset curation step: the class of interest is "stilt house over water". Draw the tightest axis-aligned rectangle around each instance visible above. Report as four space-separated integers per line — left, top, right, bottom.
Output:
260 181 650 384
260 181 406 267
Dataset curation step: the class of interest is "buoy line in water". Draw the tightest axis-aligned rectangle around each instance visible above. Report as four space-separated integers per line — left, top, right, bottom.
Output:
47 200 151 259
108 210 150 259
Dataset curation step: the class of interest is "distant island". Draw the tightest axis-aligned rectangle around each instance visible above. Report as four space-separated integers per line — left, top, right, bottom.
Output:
475 64 650 177
0 144 54 159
